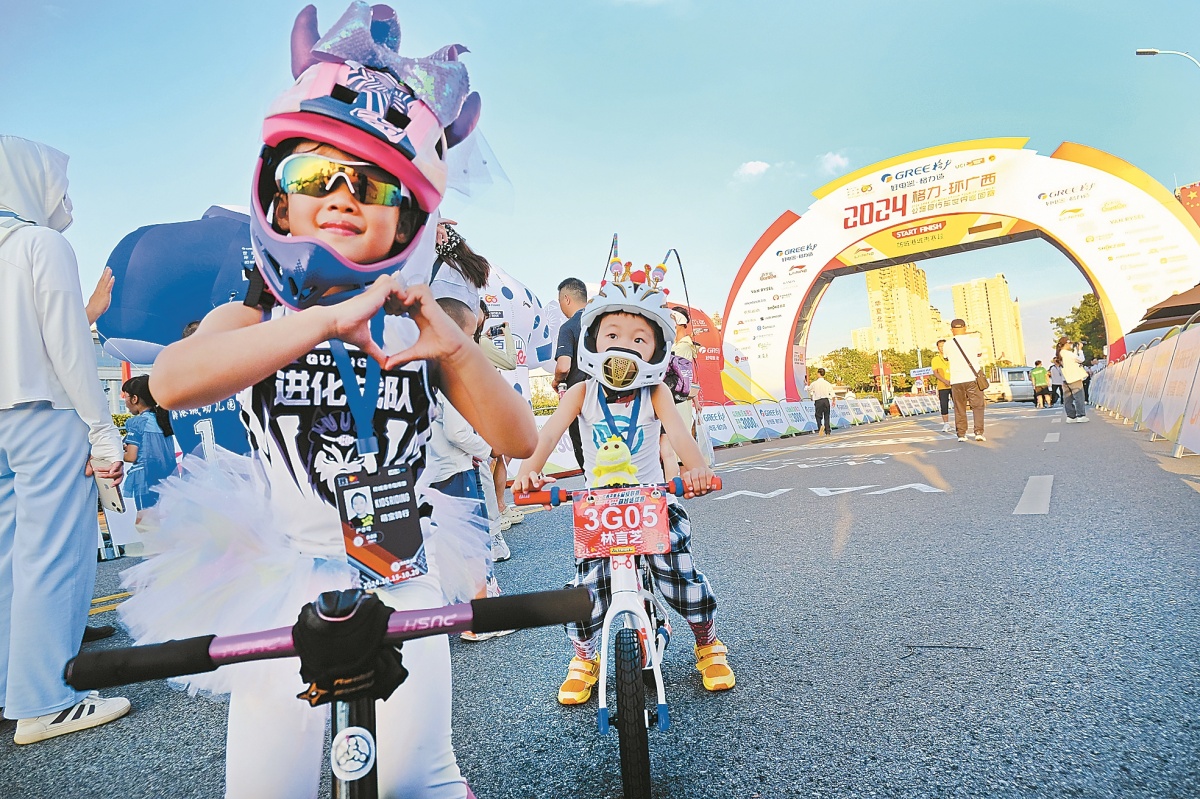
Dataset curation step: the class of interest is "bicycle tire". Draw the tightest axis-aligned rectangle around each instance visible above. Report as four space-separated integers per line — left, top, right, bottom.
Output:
614 627 652 799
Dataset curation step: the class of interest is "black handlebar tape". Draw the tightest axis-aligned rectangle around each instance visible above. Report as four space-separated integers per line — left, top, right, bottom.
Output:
470 587 592 634
64 635 217 691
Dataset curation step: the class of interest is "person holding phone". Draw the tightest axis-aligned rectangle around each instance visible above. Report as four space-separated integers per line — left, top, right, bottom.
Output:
0 136 131 744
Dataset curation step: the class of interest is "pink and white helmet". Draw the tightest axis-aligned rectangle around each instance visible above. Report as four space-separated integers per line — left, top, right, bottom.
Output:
250 2 479 310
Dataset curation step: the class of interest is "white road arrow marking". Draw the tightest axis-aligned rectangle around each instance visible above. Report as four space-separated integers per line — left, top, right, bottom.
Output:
864 483 944 494
808 486 880 496
714 488 795 501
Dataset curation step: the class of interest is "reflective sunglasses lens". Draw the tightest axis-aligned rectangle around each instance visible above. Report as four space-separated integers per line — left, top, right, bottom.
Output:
278 156 407 207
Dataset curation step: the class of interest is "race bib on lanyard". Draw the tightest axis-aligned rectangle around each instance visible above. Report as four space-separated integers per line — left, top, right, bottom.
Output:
572 486 670 559
336 467 426 589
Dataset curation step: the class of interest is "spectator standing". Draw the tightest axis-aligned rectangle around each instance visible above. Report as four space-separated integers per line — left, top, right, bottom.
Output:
120 374 177 521
660 307 700 479
1030 360 1050 408
930 339 953 433
0 135 130 743
1049 359 1064 406
553 277 589 470
946 318 987 442
1057 336 1090 423
809 368 835 435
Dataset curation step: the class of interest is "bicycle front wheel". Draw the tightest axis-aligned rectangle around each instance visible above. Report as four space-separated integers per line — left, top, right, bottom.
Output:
614 626 652 799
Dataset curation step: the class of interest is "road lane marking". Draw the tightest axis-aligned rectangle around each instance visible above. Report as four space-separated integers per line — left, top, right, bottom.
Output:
714 488 795 501
92 591 131 605
1044 433 1060 443
865 483 945 494
1051 418 1062 424
809 486 880 496
1013 475 1054 515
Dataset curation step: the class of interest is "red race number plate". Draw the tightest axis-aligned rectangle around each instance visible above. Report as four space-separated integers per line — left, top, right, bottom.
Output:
572 486 671 558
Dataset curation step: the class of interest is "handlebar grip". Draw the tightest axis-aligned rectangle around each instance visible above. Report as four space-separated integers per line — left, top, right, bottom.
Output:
668 476 723 495
470 587 592 634
64 635 217 691
513 490 552 506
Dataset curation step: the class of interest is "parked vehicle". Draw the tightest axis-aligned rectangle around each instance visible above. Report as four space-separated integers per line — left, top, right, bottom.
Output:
985 366 1035 403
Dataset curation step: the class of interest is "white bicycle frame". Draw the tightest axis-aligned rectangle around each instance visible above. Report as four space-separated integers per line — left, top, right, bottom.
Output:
596 551 673 734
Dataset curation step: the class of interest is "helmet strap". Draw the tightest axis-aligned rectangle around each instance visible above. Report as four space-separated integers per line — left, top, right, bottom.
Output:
328 310 386 456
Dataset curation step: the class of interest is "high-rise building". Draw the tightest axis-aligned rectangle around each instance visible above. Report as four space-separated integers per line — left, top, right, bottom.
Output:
864 263 936 352
951 273 1027 366
851 326 875 353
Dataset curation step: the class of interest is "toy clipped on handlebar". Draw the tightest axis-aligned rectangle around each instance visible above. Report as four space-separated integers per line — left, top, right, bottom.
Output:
292 589 408 707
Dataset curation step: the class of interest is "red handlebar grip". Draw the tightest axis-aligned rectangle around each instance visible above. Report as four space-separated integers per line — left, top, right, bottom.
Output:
514 490 552 506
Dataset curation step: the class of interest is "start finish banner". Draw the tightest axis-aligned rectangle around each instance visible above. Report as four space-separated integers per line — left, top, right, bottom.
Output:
722 138 1200 403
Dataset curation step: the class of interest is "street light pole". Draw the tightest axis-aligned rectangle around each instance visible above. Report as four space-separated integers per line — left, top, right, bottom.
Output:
1136 48 1200 71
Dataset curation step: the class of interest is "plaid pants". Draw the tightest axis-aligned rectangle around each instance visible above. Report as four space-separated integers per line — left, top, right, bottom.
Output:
566 502 717 645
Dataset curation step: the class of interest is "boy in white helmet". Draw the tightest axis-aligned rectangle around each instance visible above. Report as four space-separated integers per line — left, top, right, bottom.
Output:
513 260 733 704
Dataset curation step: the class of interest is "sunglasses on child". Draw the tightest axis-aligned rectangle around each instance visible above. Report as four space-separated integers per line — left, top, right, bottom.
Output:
275 153 410 207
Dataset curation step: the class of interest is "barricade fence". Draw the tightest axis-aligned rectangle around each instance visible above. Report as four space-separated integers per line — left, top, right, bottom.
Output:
700 394 933 449
1091 313 1200 458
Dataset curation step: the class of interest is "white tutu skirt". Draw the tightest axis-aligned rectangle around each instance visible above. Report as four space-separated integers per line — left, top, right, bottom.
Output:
119 449 489 697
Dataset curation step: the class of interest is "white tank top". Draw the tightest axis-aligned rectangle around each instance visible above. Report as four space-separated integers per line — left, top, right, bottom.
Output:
578 381 663 488
237 308 436 558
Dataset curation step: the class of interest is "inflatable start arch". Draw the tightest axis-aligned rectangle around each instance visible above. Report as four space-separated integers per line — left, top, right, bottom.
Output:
721 137 1200 402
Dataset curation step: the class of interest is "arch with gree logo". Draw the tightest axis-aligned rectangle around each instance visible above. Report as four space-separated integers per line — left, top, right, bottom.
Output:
720 137 1200 402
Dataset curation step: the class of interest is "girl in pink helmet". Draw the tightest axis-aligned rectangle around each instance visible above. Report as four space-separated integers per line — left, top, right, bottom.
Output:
119 4 534 797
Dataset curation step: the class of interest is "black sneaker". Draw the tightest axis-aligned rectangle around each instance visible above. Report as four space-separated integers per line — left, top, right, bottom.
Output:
82 625 116 644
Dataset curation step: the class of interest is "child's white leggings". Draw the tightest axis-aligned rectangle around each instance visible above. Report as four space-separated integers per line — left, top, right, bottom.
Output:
223 574 467 799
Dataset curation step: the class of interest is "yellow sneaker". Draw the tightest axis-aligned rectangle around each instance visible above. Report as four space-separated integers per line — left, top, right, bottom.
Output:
694 640 735 691
557 655 600 705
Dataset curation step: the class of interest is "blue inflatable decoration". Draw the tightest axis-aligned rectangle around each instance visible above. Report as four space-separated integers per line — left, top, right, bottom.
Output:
98 206 254 455
98 206 253 364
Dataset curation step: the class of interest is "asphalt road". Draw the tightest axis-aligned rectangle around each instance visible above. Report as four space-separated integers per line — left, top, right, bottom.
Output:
3 403 1198 798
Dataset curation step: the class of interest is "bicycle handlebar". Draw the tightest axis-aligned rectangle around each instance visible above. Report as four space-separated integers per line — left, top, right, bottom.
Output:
64 587 592 691
513 476 722 507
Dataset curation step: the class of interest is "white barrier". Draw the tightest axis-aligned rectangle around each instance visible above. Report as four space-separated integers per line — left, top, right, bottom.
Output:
1092 315 1200 457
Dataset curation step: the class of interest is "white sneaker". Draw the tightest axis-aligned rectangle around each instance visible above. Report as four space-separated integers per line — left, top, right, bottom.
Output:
500 506 525 526
14 692 130 744
941 423 952 433
491 530 512 562
975 435 986 442
461 628 516 642
1065 418 1077 424
958 436 967 442
1077 416 1090 423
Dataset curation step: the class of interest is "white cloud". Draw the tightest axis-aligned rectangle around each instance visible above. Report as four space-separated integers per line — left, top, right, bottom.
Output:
817 151 850 176
734 160 771 179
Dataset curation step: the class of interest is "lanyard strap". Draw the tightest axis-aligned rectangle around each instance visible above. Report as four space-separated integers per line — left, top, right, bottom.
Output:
598 388 642 450
328 311 385 456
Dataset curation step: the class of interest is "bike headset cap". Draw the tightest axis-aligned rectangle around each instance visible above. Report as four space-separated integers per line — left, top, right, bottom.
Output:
250 2 477 310
576 258 677 392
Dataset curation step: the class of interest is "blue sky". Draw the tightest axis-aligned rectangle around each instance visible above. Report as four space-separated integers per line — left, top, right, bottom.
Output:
4 0 1199 361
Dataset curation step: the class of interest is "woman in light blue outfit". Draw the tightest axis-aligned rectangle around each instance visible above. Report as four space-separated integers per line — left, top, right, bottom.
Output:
120 375 176 516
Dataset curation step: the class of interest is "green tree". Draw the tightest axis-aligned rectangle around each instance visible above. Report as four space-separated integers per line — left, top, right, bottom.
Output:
810 348 875 392
1050 293 1106 361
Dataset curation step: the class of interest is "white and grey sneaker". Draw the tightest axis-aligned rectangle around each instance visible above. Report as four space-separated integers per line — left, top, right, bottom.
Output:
958 436 967 442
14 692 130 745
491 531 512 562
975 435 987 442
1077 416 1090 423
941 423 952 433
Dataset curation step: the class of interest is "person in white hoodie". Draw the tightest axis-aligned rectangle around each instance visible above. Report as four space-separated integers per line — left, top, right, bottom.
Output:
0 135 131 743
